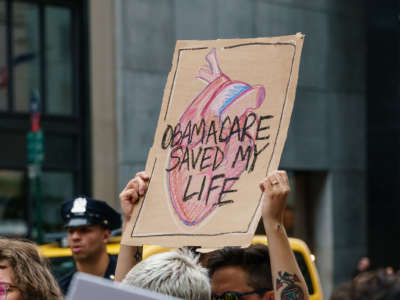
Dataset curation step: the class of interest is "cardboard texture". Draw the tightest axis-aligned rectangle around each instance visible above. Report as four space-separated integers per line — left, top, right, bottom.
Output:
123 34 304 248
66 272 181 300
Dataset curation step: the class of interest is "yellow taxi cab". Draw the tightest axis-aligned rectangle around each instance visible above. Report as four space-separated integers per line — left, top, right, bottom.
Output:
39 235 323 300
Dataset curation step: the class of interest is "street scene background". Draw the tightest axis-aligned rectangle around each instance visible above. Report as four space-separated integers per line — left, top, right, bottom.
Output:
0 0 399 299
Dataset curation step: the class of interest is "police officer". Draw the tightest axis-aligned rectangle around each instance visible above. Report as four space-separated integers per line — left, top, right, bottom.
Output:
58 196 121 295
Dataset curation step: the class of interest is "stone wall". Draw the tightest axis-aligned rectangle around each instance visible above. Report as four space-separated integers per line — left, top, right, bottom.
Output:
114 0 366 297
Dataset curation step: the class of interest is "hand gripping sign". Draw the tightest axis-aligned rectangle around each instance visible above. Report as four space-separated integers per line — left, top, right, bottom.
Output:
122 34 304 248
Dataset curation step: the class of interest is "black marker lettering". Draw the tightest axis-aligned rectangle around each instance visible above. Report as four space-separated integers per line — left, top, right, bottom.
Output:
229 116 241 142
200 146 213 170
218 116 231 143
166 146 182 172
198 175 207 200
191 119 206 144
205 174 224 205
206 120 217 145
241 112 257 142
179 147 190 171
216 176 238 206
191 147 203 170
161 125 173 149
232 145 252 170
171 123 182 147
249 143 269 172
181 121 192 146
183 175 198 202
256 115 273 140
212 146 224 171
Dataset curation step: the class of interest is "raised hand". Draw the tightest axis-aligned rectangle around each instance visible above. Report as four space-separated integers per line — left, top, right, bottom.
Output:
119 171 149 224
116 172 148 282
259 170 309 300
259 170 290 226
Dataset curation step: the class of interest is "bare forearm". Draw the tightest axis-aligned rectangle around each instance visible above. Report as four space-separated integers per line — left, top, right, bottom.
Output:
115 220 142 282
115 244 142 281
116 171 149 281
264 220 309 300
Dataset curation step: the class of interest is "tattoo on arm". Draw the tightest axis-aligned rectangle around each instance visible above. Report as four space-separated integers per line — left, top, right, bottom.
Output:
276 271 304 300
134 247 142 262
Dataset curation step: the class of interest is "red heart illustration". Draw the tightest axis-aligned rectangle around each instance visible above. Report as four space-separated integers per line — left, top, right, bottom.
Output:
167 49 266 226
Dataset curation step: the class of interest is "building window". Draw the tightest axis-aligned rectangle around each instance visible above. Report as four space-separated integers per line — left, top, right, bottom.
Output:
13 2 40 113
45 5 73 115
0 0 89 238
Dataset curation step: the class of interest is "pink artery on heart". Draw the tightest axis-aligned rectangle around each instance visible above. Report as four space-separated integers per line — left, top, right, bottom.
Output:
167 48 267 226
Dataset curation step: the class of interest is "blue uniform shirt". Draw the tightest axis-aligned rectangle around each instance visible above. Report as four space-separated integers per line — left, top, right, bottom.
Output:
58 255 117 295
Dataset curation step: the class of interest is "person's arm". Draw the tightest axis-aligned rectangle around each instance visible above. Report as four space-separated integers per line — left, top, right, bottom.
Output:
260 170 309 300
115 171 149 282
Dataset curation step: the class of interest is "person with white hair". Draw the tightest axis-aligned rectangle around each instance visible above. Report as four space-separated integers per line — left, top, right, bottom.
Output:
116 170 309 300
121 249 210 300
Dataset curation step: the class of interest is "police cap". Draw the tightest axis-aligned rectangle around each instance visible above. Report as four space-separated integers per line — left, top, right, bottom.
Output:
61 196 121 231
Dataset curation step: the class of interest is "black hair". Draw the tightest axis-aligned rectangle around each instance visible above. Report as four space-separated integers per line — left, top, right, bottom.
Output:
207 244 273 292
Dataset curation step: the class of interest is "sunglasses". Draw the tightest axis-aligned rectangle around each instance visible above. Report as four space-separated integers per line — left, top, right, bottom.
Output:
0 281 18 300
211 288 271 300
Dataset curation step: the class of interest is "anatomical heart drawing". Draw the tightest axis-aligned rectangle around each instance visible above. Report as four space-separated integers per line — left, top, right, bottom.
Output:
167 48 267 227
123 34 304 248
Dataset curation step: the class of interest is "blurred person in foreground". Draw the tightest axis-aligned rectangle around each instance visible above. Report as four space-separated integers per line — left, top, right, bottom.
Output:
59 196 121 294
330 268 400 300
352 256 372 278
330 281 352 300
122 249 210 300
116 170 309 300
0 237 62 300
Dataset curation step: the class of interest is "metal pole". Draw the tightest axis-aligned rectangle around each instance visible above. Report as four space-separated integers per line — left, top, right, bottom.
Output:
27 164 35 239
27 90 44 243
35 162 43 244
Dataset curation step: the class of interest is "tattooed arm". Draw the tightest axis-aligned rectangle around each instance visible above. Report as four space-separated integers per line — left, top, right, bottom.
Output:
115 172 149 282
259 171 309 300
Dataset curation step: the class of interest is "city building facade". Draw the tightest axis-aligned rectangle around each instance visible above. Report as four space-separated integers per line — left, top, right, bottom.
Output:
4 0 399 298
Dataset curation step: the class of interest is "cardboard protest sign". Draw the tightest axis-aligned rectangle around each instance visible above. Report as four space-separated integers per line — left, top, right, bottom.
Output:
67 272 181 300
122 34 304 248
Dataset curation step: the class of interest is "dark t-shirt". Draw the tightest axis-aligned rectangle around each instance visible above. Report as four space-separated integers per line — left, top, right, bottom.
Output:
58 255 117 295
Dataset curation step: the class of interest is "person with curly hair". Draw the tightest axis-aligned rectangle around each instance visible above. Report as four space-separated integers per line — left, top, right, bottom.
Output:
0 237 63 300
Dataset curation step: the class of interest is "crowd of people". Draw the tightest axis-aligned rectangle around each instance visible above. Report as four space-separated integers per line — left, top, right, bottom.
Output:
331 269 400 300
0 169 398 300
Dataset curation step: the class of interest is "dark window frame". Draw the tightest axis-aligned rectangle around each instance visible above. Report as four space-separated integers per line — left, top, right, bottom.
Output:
0 0 90 195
